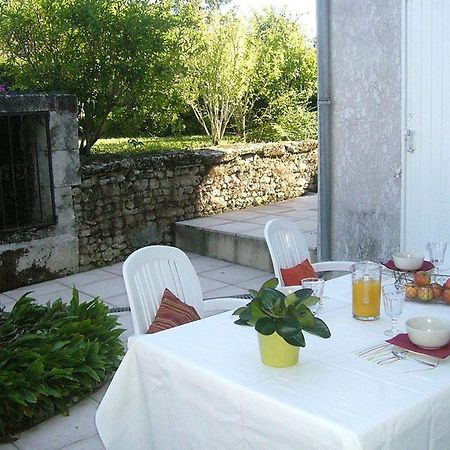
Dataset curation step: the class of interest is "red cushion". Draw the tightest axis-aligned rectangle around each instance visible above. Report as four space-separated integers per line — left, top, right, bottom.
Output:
280 259 318 286
146 289 201 334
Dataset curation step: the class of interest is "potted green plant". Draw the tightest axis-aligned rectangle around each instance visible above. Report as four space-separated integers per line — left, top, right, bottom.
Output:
233 278 331 367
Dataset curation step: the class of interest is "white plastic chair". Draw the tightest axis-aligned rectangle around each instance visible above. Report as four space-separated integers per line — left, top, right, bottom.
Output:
264 219 354 285
123 245 247 337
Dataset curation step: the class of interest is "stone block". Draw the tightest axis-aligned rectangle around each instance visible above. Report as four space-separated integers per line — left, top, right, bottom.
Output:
0 235 79 291
51 150 81 187
49 111 79 152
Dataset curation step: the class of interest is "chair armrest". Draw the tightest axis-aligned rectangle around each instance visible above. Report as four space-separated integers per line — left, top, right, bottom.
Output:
312 261 355 273
202 296 249 317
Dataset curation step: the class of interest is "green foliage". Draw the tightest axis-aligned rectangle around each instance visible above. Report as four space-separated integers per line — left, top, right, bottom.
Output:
180 11 256 145
247 93 318 142
0 1 317 146
233 278 330 347
0 289 124 441
245 10 318 141
0 0 177 154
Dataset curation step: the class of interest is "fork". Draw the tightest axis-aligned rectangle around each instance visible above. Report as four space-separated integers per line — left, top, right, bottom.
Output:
356 343 390 358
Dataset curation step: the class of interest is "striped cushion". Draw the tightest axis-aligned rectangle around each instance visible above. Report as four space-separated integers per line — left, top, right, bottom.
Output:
146 288 201 334
280 259 318 286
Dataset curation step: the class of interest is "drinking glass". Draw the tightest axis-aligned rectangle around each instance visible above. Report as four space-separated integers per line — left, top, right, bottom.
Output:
301 278 325 314
426 242 447 279
382 285 405 336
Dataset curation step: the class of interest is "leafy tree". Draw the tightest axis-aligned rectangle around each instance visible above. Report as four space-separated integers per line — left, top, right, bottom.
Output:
245 9 317 141
0 0 176 154
180 11 256 145
104 0 207 138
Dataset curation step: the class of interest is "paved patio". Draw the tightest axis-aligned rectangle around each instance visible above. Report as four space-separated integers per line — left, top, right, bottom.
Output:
0 195 318 450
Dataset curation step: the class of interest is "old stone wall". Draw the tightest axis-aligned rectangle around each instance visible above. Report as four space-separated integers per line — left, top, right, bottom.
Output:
75 141 317 268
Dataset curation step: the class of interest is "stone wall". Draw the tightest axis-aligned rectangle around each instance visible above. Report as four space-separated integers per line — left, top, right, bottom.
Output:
75 141 317 268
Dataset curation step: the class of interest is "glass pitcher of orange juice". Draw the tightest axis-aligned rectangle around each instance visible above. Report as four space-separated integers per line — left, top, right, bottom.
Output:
352 262 381 320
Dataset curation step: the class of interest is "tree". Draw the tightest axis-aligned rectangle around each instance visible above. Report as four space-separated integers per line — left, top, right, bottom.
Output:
0 0 176 154
245 9 317 141
180 12 256 145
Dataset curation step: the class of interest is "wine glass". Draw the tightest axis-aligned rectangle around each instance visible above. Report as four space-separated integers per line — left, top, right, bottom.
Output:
382 285 405 337
426 241 447 280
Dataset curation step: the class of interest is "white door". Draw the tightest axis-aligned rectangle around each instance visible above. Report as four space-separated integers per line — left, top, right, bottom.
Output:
402 0 450 258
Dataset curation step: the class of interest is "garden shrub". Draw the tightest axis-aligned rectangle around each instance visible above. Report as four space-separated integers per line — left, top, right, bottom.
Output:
0 289 124 442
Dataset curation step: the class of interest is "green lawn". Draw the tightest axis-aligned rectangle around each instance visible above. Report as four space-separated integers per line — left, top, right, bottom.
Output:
85 135 241 162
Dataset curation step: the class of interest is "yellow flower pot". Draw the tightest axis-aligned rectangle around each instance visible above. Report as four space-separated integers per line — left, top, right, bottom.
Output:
258 332 300 367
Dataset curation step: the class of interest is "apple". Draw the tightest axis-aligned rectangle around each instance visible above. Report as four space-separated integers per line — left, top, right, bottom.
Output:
443 278 450 289
430 282 443 299
417 286 433 301
414 271 431 287
443 289 450 305
404 283 418 299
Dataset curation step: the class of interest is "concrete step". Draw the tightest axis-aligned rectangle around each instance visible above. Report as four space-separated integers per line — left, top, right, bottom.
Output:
174 195 318 272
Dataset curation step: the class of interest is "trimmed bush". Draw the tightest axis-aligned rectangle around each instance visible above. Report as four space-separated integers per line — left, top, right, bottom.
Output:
0 289 124 442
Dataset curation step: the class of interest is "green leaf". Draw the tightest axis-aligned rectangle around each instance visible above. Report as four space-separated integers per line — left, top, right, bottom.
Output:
283 331 306 347
26 359 44 379
284 292 299 306
303 317 331 339
232 306 247 316
22 391 38 404
275 316 301 338
259 288 285 317
292 304 315 329
293 288 313 303
260 277 279 290
238 308 252 323
51 340 71 352
76 366 101 383
302 295 320 308
248 299 267 325
255 317 276 335
234 318 250 326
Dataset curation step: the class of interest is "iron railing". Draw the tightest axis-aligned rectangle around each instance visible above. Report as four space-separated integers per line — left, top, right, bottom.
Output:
0 111 56 234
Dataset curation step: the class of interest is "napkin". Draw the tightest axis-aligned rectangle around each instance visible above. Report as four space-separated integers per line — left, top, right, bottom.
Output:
382 260 434 272
386 333 450 359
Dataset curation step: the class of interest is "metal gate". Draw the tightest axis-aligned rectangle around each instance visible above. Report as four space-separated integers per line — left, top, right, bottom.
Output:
0 111 56 234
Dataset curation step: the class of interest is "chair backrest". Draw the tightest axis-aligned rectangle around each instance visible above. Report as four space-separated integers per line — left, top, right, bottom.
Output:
264 219 311 285
123 245 204 334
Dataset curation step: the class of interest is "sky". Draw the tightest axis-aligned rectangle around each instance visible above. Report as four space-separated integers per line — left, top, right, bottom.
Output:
225 0 317 39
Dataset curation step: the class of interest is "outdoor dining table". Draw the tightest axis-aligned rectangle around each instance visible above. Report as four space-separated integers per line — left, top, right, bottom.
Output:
96 274 450 450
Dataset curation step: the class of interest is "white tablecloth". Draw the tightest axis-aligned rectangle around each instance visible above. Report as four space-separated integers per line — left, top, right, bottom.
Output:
96 275 450 450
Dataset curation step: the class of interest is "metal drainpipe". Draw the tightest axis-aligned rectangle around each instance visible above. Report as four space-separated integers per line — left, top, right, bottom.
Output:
317 0 331 261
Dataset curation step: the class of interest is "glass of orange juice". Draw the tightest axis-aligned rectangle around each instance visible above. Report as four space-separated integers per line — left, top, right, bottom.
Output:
351 262 381 320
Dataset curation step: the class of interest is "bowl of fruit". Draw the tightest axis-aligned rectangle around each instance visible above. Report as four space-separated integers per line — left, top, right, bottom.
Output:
405 316 450 349
404 271 450 305
392 252 424 271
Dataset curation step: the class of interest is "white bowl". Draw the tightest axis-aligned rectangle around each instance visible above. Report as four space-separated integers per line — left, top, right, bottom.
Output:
392 252 424 271
405 317 450 349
